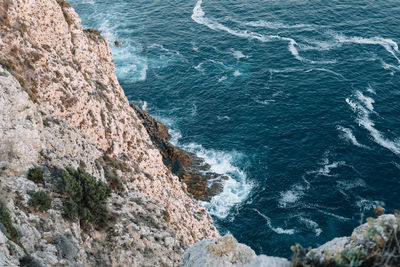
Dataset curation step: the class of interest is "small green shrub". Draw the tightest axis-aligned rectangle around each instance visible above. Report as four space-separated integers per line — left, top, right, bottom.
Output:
334 248 366 267
59 167 111 226
27 167 44 184
27 191 51 212
19 255 44 267
0 200 19 243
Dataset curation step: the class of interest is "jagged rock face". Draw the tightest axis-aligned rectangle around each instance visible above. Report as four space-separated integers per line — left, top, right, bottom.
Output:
132 105 226 201
182 235 291 267
303 214 400 265
0 0 219 266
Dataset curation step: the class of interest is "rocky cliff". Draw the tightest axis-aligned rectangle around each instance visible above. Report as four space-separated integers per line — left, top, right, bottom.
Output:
0 0 218 266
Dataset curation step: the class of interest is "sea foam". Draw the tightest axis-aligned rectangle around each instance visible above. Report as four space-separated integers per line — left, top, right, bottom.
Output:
231 49 247 60
337 126 368 149
243 20 311 29
157 117 253 219
193 1 400 67
299 217 322 236
346 90 400 155
191 0 319 64
254 209 295 235
333 34 400 63
278 184 306 208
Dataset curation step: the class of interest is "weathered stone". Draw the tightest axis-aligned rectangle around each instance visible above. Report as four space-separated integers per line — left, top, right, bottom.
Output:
54 233 78 261
132 104 226 201
0 0 219 265
304 214 400 265
182 235 290 267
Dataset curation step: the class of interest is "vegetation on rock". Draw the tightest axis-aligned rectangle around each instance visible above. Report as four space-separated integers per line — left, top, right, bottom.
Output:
0 200 19 244
19 255 44 267
58 167 111 226
291 215 400 267
27 167 44 184
28 191 51 212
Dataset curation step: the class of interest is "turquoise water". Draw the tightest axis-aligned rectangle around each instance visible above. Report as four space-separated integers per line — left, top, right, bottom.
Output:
70 0 400 257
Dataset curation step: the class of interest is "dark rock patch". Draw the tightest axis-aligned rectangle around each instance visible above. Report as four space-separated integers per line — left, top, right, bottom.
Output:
131 104 227 201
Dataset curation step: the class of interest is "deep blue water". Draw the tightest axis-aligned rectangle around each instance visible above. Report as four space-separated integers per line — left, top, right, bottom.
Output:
70 0 400 258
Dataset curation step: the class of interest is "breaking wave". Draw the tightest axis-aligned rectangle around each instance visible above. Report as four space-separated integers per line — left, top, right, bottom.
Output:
157 119 253 219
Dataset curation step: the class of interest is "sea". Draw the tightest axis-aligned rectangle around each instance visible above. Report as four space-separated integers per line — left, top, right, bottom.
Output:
69 0 400 258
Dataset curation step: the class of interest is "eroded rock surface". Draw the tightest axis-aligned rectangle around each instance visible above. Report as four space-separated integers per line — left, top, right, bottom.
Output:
303 214 400 266
0 0 219 265
182 235 291 267
132 105 227 201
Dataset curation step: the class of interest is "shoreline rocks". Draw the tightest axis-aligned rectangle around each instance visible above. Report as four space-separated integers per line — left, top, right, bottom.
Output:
132 104 227 201
182 235 291 267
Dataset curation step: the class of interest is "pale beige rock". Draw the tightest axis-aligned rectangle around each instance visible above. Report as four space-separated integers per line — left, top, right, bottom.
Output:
182 235 291 267
1 0 218 246
0 0 219 265
306 214 400 264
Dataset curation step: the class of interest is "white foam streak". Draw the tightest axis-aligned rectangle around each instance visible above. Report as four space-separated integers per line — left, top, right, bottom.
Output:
334 34 400 63
319 210 350 221
366 84 376 94
337 179 366 190
194 62 204 72
253 209 295 235
231 49 247 60
356 199 382 212
318 161 344 176
95 19 150 82
356 91 375 111
165 138 253 219
346 90 400 155
254 98 275 105
299 217 322 236
337 126 368 149
141 100 148 111
279 184 305 208
191 0 318 64
233 70 242 77
308 156 344 177
243 20 310 29
393 162 400 170
217 115 230 120
305 68 346 79
218 76 227 82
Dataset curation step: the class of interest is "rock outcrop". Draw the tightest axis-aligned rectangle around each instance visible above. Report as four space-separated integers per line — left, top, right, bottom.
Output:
0 0 218 266
298 214 400 266
183 214 400 267
182 235 290 267
132 105 226 201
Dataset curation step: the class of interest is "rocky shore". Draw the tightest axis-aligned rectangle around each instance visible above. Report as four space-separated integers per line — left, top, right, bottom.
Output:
1 0 400 266
131 105 226 201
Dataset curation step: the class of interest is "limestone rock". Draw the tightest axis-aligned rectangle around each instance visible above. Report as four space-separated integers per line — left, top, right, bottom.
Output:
304 214 400 265
0 0 219 265
182 235 290 267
